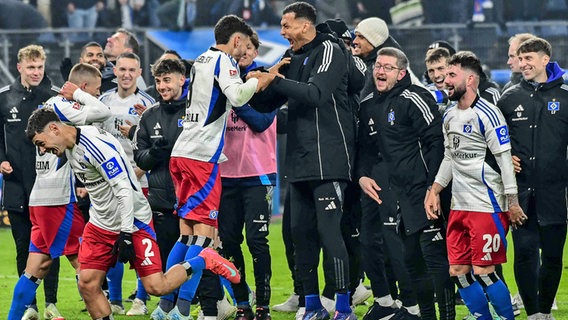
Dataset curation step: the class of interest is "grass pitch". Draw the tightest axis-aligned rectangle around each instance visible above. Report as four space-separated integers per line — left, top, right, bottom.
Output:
0 221 566 319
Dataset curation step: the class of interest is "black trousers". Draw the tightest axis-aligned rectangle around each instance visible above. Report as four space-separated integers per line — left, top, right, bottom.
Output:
218 185 273 307
512 195 567 315
281 186 304 306
8 209 60 305
290 180 349 296
323 181 362 303
152 210 180 272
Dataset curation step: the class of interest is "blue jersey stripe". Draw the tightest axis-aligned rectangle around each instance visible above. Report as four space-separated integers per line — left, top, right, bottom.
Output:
475 100 500 127
134 218 157 239
79 136 105 163
491 212 508 251
209 121 226 163
481 166 503 212
178 164 219 218
53 103 70 122
50 202 75 258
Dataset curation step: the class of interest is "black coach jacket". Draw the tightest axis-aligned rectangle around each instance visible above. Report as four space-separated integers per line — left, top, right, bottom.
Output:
497 62 568 225
134 97 186 212
250 32 355 183
356 72 443 234
0 76 58 212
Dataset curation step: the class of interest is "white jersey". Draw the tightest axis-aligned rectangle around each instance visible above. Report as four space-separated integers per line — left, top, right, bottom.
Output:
68 126 152 233
29 90 111 206
171 47 258 163
99 88 155 187
436 97 513 213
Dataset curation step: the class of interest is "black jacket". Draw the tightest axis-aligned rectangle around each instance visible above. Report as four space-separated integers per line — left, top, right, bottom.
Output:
497 62 568 225
356 72 443 234
134 98 186 212
0 76 58 212
250 32 355 182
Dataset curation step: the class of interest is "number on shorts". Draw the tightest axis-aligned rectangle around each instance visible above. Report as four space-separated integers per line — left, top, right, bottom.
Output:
482 234 501 253
142 238 155 258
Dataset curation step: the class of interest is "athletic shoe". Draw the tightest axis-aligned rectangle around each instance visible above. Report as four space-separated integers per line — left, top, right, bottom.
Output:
303 307 330 320
234 307 254 320
321 296 336 314
125 288 137 303
390 307 420 320
541 314 556 320
362 302 398 320
296 307 306 320
22 307 40 320
217 296 237 320
512 302 521 317
126 298 148 315
168 306 193 320
255 307 271 320
352 283 372 306
333 311 357 320
44 303 65 320
512 293 524 309
249 290 256 307
273 294 300 312
198 248 241 284
110 303 125 315
526 313 543 320
551 298 558 310
151 305 169 320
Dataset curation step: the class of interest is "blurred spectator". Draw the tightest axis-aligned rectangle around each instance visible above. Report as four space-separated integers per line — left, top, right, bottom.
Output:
313 0 352 24
157 0 197 30
226 0 279 26
355 0 394 24
506 0 545 21
118 0 160 28
67 0 102 32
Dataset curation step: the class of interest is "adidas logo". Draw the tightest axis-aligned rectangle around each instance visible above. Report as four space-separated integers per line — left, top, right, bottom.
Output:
10 107 18 113
325 201 337 211
153 122 161 130
432 232 444 241
259 224 268 232
368 118 374 125
141 257 153 266
481 252 492 261
514 105 524 112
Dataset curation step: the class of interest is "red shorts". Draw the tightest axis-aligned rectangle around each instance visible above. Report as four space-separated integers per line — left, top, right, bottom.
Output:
79 222 163 277
170 157 221 227
30 203 85 258
446 210 510 266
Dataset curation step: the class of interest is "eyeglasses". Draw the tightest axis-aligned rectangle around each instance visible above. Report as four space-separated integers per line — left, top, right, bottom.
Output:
374 64 401 72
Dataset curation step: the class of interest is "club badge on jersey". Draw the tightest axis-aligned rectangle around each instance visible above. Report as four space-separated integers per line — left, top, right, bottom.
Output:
548 101 560 114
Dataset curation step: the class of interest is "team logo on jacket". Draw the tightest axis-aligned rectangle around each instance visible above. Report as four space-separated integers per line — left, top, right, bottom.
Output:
495 125 510 145
463 124 472 134
387 110 395 125
102 157 123 179
8 107 20 122
548 101 560 114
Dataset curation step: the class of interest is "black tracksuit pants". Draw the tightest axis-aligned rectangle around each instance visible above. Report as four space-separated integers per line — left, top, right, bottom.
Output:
219 185 273 307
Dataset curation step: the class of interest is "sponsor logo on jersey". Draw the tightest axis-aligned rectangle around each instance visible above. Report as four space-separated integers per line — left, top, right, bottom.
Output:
452 135 460 149
495 125 510 145
548 101 560 114
102 157 123 179
229 69 237 77
463 124 472 134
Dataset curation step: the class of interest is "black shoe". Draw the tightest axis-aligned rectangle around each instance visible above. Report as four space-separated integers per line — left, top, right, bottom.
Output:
235 307 255 320
255 307 271 320
391 307 421 319
363 302 398 320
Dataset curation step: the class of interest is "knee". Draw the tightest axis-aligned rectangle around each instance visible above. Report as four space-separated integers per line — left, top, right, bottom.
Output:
78 278 100 298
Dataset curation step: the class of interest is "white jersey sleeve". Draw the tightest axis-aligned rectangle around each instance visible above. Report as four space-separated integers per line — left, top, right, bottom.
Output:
216 53 258 107
69 126 152 233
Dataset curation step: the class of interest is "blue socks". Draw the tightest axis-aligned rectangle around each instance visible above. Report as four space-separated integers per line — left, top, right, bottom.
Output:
336 292 351 313
107 262 124 306
453 273 492 319
476 273 514 320
8 273 41 320
159 238 190 311
305 294 323 311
